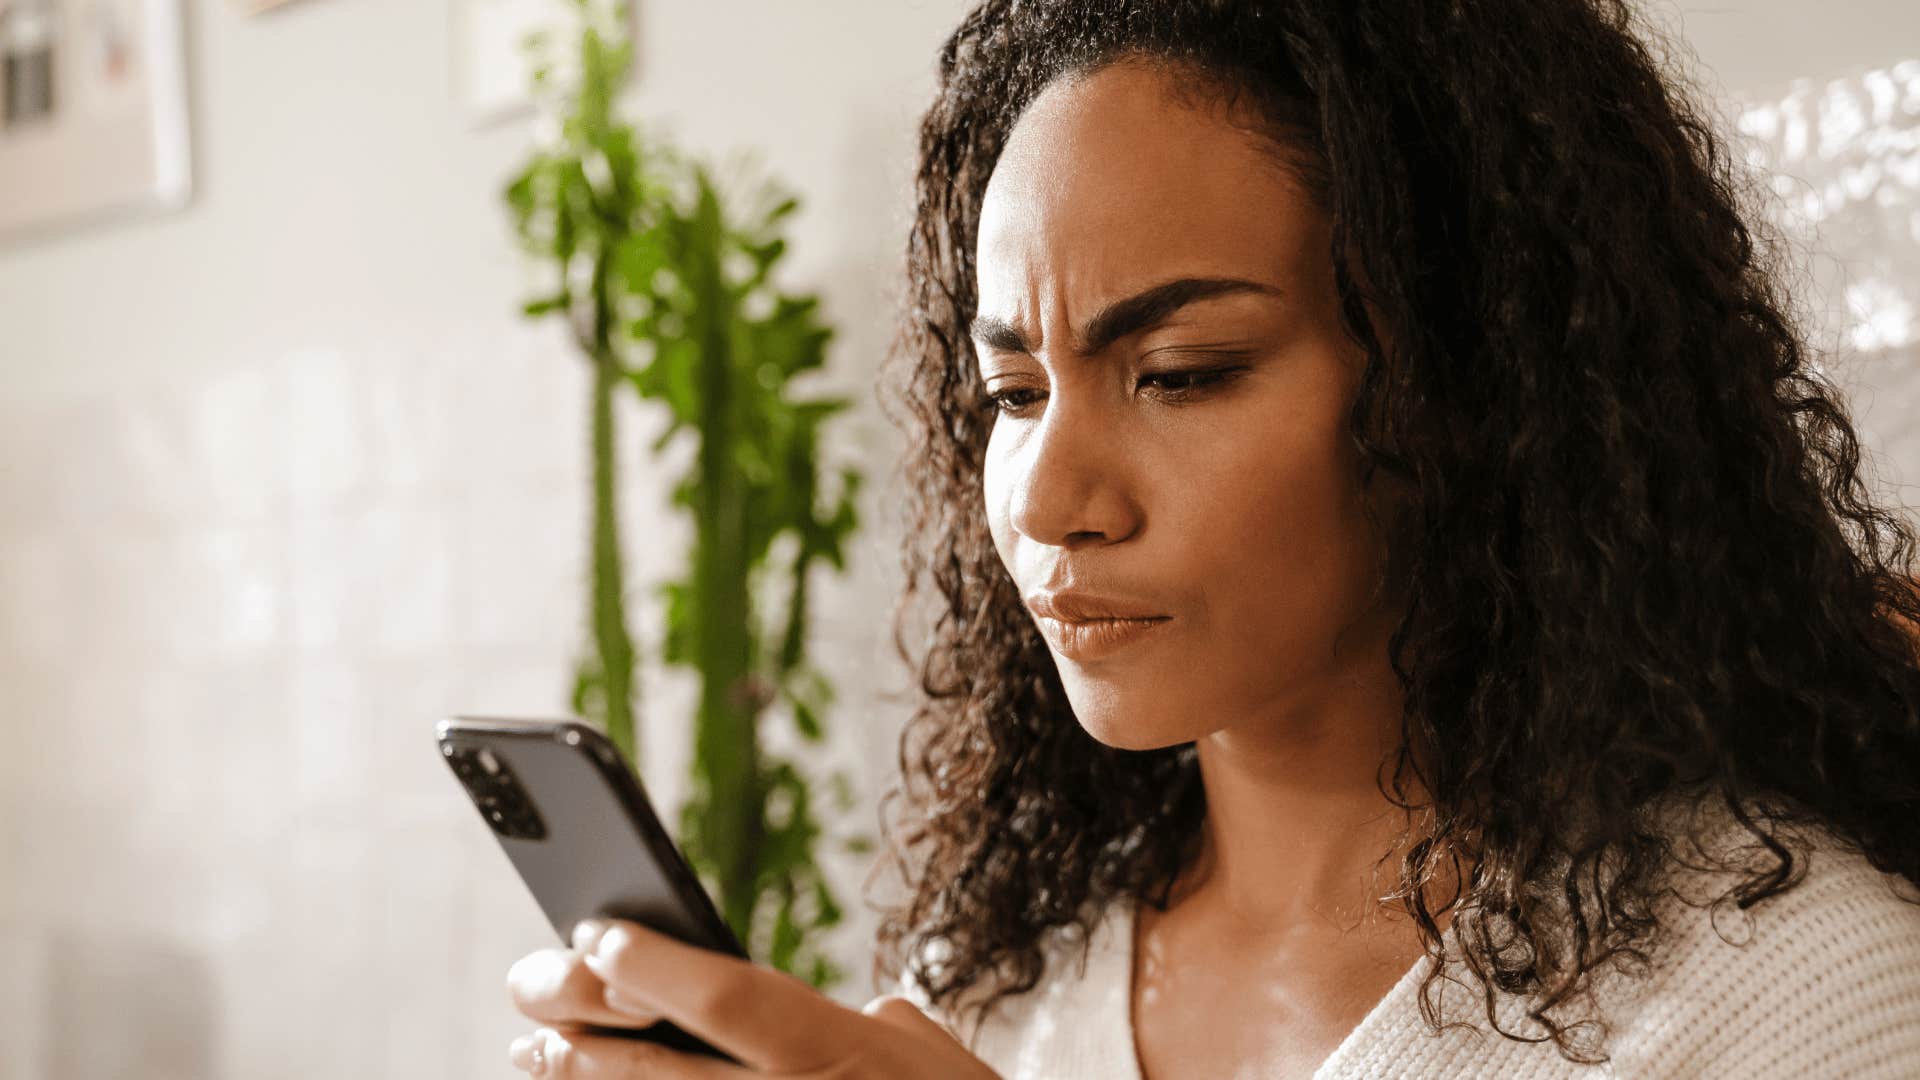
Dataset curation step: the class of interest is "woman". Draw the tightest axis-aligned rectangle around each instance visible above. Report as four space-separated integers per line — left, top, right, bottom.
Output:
501 1 1920 1076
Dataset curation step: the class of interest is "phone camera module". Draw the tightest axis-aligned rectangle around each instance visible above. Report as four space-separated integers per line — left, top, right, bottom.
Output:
443 743 548 841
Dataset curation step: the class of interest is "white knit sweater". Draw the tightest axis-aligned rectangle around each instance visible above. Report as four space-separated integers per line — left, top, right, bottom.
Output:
899 806 1920 1078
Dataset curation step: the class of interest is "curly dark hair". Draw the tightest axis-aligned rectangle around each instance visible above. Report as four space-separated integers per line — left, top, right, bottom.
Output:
863 0 1920 1064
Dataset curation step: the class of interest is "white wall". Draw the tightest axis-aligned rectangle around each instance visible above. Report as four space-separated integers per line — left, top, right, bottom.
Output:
1649 0 1919 103
0 2 970 1078
0 1 1913 1078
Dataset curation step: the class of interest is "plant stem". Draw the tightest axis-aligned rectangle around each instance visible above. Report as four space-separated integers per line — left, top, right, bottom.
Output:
688 180 766 939
589 246 639 764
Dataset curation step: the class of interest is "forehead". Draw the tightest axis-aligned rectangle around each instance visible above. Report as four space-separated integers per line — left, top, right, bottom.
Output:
976 61 1318 303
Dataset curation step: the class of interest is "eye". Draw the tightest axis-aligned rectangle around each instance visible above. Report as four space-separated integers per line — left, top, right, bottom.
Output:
980 386 1046 416
1137 366 1245 400
977 365 1247 417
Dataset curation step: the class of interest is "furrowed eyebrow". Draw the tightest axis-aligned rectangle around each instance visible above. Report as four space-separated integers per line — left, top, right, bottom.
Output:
968 277 1282 358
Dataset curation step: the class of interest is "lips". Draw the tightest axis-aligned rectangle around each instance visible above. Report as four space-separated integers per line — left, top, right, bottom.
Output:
1025 590 1172 662
1025 590 1167 623
1034 613 1171 661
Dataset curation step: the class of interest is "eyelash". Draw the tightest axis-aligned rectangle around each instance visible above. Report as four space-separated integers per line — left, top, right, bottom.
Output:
979 368 1244 416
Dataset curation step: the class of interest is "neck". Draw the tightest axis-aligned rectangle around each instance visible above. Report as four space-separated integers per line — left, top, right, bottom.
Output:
1161 617 1461 940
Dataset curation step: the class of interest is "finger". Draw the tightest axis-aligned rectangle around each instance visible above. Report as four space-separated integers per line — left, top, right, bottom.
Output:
507 947 664 1030
508 1026 751 1079
579 919 851 1072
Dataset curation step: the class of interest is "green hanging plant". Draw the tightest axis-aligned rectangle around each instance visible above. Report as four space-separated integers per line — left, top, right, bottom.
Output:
500 0 871 990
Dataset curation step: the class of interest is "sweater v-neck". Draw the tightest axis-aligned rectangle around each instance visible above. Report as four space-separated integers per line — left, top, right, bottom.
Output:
1103 893 1443 1080
951 802 1920 1078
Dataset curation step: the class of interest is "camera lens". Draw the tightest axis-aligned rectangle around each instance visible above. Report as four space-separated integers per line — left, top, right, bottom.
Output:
510 808 545 840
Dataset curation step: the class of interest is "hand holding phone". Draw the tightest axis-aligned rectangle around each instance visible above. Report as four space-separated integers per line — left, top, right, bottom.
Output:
442 715 1010 1078
505 914 1012 1079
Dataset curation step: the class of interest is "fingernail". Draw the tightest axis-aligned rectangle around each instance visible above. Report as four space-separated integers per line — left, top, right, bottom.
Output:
603 986 656 1021
508 1034 534 1069
590 923 630 962
571 918 607 953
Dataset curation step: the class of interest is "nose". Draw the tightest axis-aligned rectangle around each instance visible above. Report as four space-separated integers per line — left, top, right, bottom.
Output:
1005 391 1142 548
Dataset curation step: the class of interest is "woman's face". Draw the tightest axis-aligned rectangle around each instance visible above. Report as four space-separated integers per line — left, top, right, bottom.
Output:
976 60 1399 752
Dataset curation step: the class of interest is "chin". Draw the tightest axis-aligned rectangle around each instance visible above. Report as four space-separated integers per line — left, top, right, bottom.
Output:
1061 679 1203 751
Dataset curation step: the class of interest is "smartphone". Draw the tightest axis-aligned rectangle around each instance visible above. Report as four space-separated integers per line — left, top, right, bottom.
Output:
436 715 748 1063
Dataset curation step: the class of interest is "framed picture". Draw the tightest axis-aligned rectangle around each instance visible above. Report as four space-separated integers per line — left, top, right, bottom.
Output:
451 0 636 129
0 0 191 243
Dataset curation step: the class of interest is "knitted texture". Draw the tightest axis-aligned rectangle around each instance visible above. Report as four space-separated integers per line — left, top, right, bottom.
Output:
898 806 1920 1078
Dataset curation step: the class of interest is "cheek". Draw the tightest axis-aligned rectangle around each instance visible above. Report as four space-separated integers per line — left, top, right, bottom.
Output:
1171 414 1362 630
981 435 1015 562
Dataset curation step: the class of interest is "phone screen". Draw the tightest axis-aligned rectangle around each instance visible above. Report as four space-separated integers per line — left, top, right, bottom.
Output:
437 715 748 1061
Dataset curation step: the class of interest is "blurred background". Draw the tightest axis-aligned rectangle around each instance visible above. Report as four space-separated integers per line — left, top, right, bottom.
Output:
0 1 1913 1077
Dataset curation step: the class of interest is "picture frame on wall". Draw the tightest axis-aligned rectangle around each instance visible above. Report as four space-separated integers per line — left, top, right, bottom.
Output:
451 0 637 129
0 0 191 244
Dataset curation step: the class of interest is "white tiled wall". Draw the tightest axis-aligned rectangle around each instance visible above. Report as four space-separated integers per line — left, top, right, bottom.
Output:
0 0 967 1070
0 318 919 1079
